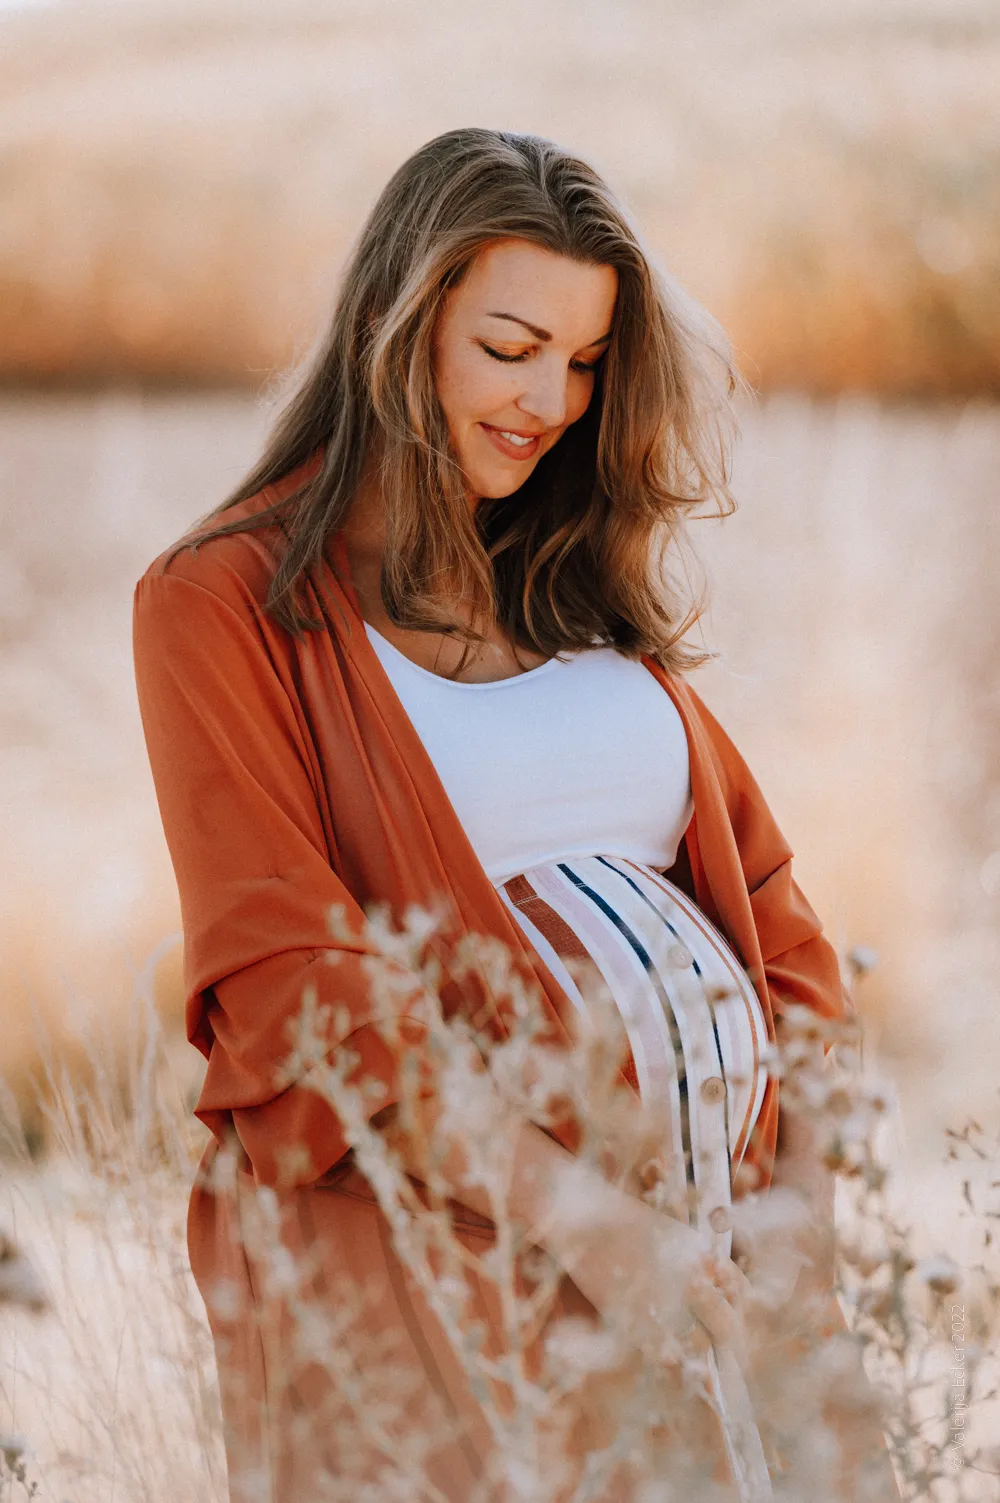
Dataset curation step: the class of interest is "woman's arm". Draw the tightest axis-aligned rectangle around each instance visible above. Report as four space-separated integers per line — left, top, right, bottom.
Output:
133 560 432 1191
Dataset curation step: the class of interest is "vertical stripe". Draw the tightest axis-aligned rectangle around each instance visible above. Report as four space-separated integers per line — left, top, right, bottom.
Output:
498 855 769 1241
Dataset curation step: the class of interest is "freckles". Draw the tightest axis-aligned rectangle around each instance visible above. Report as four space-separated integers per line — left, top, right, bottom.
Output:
464 361 518 416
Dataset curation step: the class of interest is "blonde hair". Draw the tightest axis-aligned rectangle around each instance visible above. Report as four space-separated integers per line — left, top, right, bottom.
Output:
177 127 743 674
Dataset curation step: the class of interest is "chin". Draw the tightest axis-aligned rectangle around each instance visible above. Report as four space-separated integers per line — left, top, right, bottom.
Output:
478 477 527 500
467 464 538 501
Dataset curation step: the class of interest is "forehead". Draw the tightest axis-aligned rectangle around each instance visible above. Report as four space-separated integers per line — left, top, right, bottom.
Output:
454 238 618 336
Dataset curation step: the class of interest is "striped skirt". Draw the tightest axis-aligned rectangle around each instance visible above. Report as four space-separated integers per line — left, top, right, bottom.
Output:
498 854 775 1499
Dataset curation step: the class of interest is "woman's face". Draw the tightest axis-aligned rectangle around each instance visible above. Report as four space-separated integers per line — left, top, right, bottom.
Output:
431 238 618 502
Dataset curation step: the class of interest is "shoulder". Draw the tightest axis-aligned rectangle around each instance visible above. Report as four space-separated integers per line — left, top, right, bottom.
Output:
133 451 323 622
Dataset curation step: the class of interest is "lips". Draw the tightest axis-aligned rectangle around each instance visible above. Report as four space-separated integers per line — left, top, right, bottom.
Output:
480 423 543 461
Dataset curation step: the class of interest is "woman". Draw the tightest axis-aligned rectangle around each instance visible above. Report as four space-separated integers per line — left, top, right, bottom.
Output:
133 129 897 1500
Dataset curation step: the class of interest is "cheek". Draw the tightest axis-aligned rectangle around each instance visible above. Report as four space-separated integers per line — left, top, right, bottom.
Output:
567 379 596 427
436 346 512 431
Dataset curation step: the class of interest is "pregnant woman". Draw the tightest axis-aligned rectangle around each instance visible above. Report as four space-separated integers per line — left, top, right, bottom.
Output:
133 128 898 1500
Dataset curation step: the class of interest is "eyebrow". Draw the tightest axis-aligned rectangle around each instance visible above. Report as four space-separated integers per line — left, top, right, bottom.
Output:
484 311 613 348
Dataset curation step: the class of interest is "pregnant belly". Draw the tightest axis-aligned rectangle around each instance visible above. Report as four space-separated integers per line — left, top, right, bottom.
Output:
496 854 770 1255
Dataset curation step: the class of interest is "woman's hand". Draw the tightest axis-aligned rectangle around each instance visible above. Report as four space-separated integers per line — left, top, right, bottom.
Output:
376 1090 752 1359
541 1164 753 1365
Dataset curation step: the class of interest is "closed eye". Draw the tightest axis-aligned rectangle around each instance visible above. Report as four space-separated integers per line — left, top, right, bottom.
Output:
479 342 603 375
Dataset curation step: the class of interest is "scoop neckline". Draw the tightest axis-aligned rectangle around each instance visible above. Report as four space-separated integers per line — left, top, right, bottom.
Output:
363 619 569 690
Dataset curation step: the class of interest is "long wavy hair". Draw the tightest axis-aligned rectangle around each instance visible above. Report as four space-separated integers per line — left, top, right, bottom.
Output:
173 127 744 674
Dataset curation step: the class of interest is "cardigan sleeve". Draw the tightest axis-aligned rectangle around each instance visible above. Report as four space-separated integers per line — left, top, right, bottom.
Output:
133 564 429 1191
684 682 856 1040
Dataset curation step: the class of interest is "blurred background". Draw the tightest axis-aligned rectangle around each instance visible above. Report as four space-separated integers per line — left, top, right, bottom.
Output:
2 0 998 1180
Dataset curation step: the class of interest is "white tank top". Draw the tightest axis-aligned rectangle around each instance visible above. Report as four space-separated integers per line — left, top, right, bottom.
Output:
363 622 693 885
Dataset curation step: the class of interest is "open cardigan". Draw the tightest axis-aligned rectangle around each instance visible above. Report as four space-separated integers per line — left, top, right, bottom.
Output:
132 459 854 1198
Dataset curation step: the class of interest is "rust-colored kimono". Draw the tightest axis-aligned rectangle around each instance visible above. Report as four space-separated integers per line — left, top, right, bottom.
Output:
133 460 893 1500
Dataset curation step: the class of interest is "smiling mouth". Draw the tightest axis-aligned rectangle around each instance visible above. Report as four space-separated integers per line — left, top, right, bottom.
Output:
480 423 544 460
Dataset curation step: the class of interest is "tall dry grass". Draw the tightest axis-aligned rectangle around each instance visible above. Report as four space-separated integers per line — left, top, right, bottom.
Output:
2 905 998 1500
0 951 227 1502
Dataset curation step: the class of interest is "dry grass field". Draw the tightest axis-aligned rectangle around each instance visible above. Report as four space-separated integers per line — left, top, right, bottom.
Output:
0 0 998 393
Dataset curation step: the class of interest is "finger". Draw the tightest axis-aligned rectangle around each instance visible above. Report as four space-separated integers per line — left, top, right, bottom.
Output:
687 1272 744 1352
702 1254 750 1313
705 1255 740 1297
696 1270 753 1361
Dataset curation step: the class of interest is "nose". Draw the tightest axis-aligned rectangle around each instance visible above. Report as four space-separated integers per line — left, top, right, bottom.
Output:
516 359 569 431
